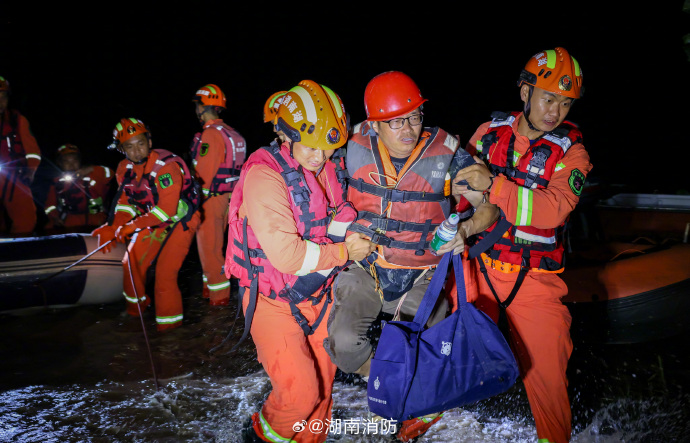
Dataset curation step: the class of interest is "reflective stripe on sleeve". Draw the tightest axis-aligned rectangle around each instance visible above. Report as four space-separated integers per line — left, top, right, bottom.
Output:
151 206 170 223
516 186 533 226
115 204 138 217
295 240 320 276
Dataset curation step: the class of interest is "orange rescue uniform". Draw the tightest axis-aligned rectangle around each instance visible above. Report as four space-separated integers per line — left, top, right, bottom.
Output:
0 110 40 236
111 150 200 330
237 162 348 443
192 118 245 305
464 114 592 443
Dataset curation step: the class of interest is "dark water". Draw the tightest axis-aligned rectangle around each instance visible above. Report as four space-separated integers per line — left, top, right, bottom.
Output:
1 255 689 442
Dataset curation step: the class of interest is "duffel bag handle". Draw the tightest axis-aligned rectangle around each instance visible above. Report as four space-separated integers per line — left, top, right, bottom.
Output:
412 252 467 327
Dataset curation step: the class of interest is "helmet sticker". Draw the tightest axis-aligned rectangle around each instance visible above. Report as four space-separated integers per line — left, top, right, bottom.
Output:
127 125 137 135
559 75 573 92
326 128 340 145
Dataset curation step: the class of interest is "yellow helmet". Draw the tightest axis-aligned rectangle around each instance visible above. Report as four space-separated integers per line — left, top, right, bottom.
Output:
275 80 348 150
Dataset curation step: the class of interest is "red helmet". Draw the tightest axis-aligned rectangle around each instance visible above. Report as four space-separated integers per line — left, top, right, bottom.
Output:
364 71 427 121
193 84 227 109
518 47 583 99
111 118 149 148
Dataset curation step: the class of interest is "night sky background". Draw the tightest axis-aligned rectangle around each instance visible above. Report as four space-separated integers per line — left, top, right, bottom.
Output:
2 4 690 211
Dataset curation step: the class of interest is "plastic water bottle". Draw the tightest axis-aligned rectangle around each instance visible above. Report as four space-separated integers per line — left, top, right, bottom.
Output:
430 213 460 255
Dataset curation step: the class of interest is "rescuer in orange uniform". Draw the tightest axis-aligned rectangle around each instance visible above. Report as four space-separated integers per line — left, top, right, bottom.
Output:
190 84 247 305
325 71 498 441
43 144 114 233
0 76 41 237
225 80 375 442
454 47 593 443
92 118 201 331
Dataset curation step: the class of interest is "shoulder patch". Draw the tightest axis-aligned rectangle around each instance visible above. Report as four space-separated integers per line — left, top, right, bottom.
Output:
158 173 173 189
568 168 585 196
200 143 209 156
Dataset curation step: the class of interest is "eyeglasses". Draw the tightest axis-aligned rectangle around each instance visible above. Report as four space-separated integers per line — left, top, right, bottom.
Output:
382 113 424 130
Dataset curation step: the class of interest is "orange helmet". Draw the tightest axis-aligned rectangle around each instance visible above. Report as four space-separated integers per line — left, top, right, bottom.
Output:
518 47 583 99
0 76 9 92
57 144 80 157
110 118 149 149
193 84 226 109
275 80 348 150
364 71 427 121
263 91 287 123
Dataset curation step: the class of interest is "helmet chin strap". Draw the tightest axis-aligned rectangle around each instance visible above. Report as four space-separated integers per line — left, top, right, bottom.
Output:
523 85 540 132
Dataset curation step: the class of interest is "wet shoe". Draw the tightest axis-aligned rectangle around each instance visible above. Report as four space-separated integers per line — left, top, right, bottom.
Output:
396 412 443 442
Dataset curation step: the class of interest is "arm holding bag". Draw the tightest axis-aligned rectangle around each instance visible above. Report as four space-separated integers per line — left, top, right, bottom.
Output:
367 252 519 422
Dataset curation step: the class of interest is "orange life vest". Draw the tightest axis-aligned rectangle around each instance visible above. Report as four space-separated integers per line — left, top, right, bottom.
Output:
346 121 458 268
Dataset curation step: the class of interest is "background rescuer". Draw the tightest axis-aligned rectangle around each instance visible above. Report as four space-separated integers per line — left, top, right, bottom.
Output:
190 84 246 306
0 75 41 237
92 118 201 331
43 143 114 233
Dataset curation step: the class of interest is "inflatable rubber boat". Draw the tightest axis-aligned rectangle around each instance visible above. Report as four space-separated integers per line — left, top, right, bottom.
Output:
0 233 125 312
562 193 690 344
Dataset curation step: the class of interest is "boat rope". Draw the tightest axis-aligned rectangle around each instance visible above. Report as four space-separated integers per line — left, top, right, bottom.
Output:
125 243 160 392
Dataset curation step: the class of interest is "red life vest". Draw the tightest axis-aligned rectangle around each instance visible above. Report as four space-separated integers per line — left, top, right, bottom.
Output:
54 175 93 215
0 110 26 170
189 122 246 195
346 121 458 268
471 111 583 271
225 141 354 304
118 149 201 228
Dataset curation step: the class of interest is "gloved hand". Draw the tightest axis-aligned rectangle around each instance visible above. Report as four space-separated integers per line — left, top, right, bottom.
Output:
91 224 117 254
115 222 137 243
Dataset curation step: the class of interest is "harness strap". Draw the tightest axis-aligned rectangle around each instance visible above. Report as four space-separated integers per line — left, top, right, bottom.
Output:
476 252 529 343
349 222 431 250
468 213 513 259
289 289 332 336
357 211 441 233
347 177 446 203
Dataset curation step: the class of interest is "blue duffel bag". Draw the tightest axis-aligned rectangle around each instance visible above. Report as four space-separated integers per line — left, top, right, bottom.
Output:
367 252 519 421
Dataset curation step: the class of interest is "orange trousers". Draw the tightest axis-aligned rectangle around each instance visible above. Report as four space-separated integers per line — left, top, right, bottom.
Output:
122 213 200 330
243 289 336 443
196 194 231 304
456 256 573 443
0 175 37 236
